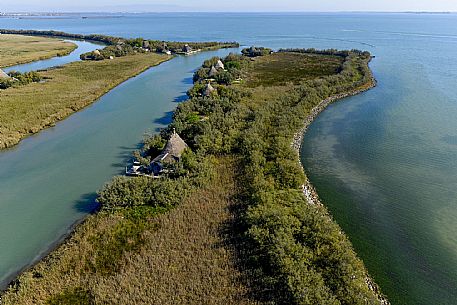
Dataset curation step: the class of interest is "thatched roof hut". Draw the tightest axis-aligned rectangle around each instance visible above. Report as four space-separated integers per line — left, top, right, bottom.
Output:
203 83 216 97
150 129 188 175
0 69 10 79
183 44 192 53
152 129 188 164
209 66 218 77
215 59 225 70
93 49 101 56
142 40 150 49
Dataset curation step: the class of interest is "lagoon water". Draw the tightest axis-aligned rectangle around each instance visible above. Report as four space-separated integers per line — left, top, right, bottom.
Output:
3 39 101 73
1 13 457 304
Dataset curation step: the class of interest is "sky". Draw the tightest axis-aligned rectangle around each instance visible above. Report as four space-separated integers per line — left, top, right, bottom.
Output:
3 0 457 13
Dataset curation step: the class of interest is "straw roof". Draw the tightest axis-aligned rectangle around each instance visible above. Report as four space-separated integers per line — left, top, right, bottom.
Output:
215 59 225 70
93 49 101 56
152 130 188 164
203 83 216 96
0 69 10 79
209 66 218 77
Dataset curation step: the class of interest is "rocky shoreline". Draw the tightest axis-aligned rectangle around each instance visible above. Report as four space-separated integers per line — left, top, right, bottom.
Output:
291 62 390 305
292 73 377 208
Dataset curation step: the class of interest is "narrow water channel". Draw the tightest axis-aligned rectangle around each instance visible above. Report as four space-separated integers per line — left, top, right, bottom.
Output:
3 40 102 73
0 48 236 288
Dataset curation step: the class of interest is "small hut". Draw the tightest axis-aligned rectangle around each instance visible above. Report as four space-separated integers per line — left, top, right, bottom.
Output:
150 129 188 175
93 49 101 56
160 42 172 55
203 83 216 97
215 59 225 70
183 44 192 54
142 40 150 49
0 69 10 79
209 66 218 77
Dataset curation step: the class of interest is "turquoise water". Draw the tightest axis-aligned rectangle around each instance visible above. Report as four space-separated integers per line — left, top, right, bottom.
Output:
1 13 457 304
2 40 101 72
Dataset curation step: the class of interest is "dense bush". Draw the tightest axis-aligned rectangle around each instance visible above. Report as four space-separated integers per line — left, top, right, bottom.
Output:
46 287 95 305
149 41 239 53
278 48 371 59
0 71 42 89
0 29 239 62
97 176 190 210
0 29 123 45
0 78 14 89
242 46 273 57
192 54 247 85
246 191 378 304
80 38 239 61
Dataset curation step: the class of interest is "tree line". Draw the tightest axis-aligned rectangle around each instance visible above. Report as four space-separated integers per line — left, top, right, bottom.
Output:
0 71 42 89
0 29 239 61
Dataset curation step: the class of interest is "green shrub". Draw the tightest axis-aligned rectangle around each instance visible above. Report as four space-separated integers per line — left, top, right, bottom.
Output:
46 287 94 305
0 71 42 90
242 46 273 57
97 176 189 210
87 217 148 274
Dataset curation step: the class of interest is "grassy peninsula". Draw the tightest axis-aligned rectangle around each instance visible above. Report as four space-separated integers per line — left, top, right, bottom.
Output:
0 34 76 68
0 29 239 58
1 47 388 304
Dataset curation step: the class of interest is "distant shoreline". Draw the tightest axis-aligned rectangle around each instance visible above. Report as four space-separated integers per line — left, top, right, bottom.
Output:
0 11 454 17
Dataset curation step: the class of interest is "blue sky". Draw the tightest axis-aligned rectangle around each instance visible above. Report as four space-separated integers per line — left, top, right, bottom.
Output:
3 0 457 12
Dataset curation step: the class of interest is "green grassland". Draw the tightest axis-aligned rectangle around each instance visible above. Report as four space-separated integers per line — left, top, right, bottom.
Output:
0 34 76 68
245 52 344 87
0 52 170 149
0 51 384 305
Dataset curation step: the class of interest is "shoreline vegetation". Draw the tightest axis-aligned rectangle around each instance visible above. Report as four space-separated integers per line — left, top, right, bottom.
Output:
290 57 389 304
0 29 239 59
0 34 76 68
0 31 239 149
1 46 389 304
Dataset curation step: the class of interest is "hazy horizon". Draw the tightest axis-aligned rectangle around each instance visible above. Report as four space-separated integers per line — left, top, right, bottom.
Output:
3 0 457 13
1 11 457 14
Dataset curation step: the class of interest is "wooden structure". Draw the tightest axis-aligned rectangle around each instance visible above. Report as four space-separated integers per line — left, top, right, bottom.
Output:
150 129 188 175
203 83 216 97
215 59 225 70
209 66 218 77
